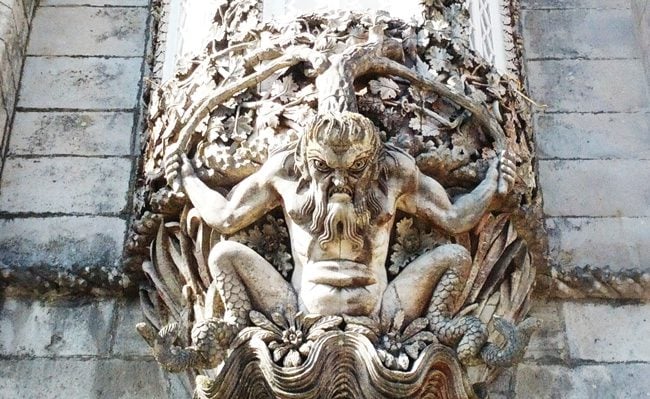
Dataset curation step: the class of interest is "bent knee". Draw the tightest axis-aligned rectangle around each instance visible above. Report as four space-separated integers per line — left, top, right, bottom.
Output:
438 243 471 265
208 240 251 266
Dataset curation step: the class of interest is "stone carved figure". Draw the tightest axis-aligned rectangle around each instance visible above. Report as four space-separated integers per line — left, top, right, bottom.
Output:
163 109 516 359
133 4 541 398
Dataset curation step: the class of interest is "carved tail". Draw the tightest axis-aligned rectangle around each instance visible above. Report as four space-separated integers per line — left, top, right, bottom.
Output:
479 317 541 367
427 267 489 365
137 319 238 373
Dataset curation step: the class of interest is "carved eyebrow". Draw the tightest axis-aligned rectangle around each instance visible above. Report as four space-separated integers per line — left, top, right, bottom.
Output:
306 150 325 158
348 151 374 164
353 152 372 160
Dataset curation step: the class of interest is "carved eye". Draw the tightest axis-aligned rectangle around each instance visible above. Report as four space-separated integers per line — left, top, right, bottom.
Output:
350 158 368 172
312 159 331 172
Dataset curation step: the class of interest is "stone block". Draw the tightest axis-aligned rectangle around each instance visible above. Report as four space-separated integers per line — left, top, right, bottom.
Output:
18 57 142 109
0 157 132 213
0 298 116 357
0 45 17 116
165 373 193 398
535 113 650 160
112 299 152 357
0 359 170 398
545 217 650 271
0 100 7 158
0 216 125 270
523 9 637 59
0 0 28 81
21 0 36 19
485 368 513 395
563 302 650 362
527 60 647 112
40 0 148 5
632 0 650 93
522 0 630 9
9 112 133 156
515 364 650 398
539 160 650 217
523 300 567 362
9 0 29 50
28 7 148 56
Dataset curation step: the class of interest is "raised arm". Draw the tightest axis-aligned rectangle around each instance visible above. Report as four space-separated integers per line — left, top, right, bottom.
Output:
164 152 282 234
397 152 516 234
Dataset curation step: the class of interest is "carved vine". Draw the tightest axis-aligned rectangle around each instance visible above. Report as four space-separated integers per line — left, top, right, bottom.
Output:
132 3 542 398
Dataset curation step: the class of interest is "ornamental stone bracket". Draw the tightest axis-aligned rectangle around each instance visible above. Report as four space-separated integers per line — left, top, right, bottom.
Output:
130 1 544 397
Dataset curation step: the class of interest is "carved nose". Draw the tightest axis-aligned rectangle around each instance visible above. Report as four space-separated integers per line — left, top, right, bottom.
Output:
332 171 345 186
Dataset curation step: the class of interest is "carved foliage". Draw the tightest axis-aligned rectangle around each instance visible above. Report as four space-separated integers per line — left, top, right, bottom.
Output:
134 5 539 398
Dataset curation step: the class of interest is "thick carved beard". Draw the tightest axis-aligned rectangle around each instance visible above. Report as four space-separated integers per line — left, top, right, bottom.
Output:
319 199 365 250
300 179 367 250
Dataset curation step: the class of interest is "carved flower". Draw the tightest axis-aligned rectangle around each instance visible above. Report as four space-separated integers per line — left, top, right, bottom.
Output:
344 311 437 371
389 218 450 275
229 215 293 277
235 306 343 368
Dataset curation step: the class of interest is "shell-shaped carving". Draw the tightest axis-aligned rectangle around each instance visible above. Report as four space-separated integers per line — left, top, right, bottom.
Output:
195 331 478 399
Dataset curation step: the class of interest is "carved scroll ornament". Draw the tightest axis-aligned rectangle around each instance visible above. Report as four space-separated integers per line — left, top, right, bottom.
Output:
132 5 540 398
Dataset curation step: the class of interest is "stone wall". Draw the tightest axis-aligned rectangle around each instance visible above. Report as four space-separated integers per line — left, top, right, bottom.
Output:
632 0 650 90
523 0 649 276
0 0 149 294
512 0 650 396
0 0 170 395
0 0 36 179
0 298 188 397
0 0 649 398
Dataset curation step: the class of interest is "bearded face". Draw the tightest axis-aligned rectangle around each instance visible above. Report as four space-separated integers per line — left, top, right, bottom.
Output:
295 112 384 249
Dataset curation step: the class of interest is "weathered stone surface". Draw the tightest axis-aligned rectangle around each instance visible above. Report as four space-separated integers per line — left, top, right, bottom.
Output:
9 112 133 156
0 298 116 357
112 300 151 357
0 21 18 111
515 364 650 398
523 9 638 59
0 157 132 213
539 160 650 217
0 359 170 398
18 57 142 109
0 0 29 81
0 100 7 160
21 0 37 19
0 216 125 269
484 368 514 396
545 217 650 271
522 0 630 9
535 113 650 160
8 0 29 49
632 0 650 92
527 60 647 112
41 0 147 5
563 302 650 362
28 7 147 56
523 301 567 362
111 301 199 397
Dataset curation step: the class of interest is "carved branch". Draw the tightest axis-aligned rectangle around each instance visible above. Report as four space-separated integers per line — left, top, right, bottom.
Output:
164 47 328 190
315 31 404 112
362 58 507 150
